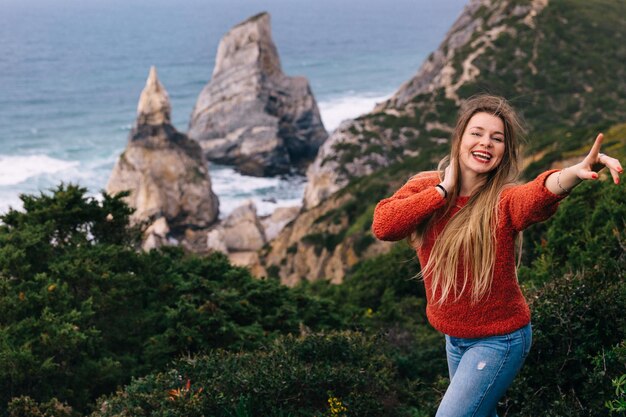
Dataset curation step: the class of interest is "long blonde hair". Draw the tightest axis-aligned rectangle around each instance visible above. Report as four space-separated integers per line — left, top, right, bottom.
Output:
410 95 524 305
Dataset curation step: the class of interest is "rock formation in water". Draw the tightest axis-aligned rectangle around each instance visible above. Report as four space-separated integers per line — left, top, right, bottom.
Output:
107 66 219 249
188 12 328 177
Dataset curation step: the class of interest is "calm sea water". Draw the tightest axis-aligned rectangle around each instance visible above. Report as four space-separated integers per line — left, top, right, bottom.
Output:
0 0 466 216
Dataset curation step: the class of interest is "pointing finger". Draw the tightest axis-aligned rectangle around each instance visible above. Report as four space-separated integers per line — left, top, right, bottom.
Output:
588 133 604 158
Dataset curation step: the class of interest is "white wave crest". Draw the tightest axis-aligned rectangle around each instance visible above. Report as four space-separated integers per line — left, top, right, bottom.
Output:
0 191 25 215
0 154 80 186
318 92 392 132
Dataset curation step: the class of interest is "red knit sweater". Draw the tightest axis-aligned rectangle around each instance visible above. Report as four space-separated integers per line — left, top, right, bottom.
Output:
372 170 566 338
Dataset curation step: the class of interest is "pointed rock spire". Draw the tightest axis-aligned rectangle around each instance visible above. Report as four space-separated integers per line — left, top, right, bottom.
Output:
137 66 171 126
189 12 328 177
107 67 220 250
213 12 282 78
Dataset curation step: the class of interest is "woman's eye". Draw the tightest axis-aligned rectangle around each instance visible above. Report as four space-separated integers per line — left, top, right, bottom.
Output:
471 132 481 136
493 137 504 142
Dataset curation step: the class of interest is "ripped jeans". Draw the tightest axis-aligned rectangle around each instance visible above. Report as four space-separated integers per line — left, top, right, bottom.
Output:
436 323 532 417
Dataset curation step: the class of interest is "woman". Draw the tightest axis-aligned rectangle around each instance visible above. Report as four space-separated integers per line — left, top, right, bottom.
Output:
371 95 623 417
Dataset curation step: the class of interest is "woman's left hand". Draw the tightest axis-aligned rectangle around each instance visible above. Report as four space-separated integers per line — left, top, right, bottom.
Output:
573 133 623 184
546 133 623 195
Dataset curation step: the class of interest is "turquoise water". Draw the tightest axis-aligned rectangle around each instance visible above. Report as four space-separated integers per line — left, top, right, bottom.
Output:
0 0 466 216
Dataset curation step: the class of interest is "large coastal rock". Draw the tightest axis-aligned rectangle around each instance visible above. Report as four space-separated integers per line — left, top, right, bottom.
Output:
204 200 270 277
188 12 328 177
221 200 267 251
107 67 219 245
261 205 300 241
202 200 299 277
303 118 403 209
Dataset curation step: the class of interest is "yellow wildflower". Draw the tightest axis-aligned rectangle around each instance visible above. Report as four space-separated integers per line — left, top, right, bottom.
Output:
327 395 348 416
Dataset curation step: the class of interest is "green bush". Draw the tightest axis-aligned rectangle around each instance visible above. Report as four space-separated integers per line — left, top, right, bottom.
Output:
2 171 624 417
605 370 626 414
0 185 345 415
7 396 74 417
93 332 407 417
298 242 448 414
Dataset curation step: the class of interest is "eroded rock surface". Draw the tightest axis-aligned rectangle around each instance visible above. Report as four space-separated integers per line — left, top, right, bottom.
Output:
107 67 219 248
188 12 328 176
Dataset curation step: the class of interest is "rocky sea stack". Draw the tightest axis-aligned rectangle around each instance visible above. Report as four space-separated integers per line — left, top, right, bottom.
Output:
107 66 219 249
188 12 328 177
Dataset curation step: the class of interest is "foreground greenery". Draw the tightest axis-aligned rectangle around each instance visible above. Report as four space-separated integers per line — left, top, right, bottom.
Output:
0 186 343 415
1 174 624 416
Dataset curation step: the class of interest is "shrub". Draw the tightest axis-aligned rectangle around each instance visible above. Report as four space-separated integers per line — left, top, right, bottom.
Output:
7 396 74 417
0 185 345 415
93 332 408 417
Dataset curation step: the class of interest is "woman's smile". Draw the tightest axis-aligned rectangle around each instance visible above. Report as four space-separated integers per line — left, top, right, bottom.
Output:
470 150 493 163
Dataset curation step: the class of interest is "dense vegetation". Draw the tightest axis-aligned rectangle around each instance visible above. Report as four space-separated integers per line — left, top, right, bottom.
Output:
2 0 626 414
0 186 344 416
1 165 625 416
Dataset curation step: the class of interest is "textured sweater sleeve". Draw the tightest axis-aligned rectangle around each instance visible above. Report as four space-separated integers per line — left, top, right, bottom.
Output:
372 173 445 241
501 169 568 232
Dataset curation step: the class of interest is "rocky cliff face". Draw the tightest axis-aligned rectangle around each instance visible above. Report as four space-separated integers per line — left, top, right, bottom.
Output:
381 0 549 109
188 12 328 177
262 192 393 285
268 0 626 284
305 0 626 210
107 67 219 249
304 0 549 209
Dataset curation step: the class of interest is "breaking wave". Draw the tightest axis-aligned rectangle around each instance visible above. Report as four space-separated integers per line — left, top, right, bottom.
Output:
0 154 80 186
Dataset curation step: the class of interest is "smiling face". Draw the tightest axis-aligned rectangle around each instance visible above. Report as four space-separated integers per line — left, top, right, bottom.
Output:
458 112 506 179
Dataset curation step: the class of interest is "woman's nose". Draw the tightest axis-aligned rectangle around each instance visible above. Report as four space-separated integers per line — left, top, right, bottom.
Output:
480 136 493 147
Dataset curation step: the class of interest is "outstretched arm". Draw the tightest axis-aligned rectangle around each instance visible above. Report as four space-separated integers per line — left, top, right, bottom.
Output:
546 133 624 194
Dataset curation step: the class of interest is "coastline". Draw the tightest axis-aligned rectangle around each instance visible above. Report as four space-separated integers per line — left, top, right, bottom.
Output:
0 91 390 217
0 0 467 216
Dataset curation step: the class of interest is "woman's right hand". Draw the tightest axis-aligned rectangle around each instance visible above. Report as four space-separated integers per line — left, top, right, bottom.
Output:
441 157 456 191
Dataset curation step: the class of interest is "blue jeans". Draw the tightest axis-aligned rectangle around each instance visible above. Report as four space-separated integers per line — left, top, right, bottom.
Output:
436 323 532 417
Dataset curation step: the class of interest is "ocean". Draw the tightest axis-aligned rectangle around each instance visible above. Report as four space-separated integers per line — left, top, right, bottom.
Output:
0 0 467 217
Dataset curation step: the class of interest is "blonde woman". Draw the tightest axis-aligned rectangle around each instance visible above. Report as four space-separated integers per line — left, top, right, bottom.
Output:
371 95 623 417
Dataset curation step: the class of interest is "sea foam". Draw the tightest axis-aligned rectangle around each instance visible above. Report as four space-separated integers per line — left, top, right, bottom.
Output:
318 92 391 132
0 154 80 186
210 164 305 217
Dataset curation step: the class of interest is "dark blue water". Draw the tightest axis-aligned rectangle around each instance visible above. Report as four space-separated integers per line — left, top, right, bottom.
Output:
0 0 467 215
